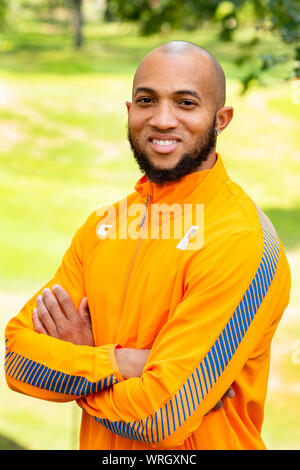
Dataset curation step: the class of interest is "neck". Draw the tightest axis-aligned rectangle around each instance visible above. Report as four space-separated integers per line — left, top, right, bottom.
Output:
196 150 217 171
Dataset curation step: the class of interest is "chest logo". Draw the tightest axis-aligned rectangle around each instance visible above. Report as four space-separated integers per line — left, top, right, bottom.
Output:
176 225 199 250
97 224 113 238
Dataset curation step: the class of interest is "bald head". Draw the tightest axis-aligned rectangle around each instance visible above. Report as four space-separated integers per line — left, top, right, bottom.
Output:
127 40 234 183
133 40 226 110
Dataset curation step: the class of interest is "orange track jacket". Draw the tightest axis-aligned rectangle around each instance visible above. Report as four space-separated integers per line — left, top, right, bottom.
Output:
5 154 291 450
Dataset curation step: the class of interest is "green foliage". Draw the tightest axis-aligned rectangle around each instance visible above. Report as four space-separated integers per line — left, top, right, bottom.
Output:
268 0 300 78
0 0 8 30
267 0 300 44
214 1 238 42
106 0 221 35
250 0 300 78
2 1 299 83
105 0 300 84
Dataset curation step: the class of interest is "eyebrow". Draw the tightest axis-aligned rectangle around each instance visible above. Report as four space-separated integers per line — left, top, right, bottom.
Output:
173 90 201 101
134 86 156 97
134 86 201 101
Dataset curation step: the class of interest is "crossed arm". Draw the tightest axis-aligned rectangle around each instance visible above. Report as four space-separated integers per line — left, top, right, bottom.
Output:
6 211 289 448
32 284 234 410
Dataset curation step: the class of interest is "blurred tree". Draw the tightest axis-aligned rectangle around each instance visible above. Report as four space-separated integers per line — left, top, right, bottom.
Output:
0 0 8 30
238 0 300 91
105 0 220 35
68 0 84 48
73 0 84 48
105 0 300 88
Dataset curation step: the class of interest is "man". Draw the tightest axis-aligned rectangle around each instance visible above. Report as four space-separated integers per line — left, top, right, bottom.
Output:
5 41 291 450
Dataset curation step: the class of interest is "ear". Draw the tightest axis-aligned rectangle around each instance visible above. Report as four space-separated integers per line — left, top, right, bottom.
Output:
216 106 234 133
125 101 132 115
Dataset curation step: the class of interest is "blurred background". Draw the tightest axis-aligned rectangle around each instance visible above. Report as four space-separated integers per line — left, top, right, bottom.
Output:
0 0 299 450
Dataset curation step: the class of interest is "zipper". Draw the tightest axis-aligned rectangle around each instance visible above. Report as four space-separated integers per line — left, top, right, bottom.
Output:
112 194 150 343
139 193 150 228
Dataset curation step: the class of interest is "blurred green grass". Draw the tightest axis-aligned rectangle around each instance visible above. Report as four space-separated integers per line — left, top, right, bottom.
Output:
0 17 299 450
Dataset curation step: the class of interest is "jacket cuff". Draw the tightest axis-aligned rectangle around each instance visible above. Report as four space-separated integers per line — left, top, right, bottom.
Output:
108 344 125 383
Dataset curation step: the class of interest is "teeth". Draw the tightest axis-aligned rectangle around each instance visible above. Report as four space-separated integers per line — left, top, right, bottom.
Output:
152 139 179 146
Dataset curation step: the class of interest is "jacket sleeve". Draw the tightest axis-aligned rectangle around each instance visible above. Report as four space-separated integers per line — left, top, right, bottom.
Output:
4 212 124 403
76 212 291 448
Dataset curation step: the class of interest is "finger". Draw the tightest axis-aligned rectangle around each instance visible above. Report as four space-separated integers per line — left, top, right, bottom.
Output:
78 297 91 323
52 284 77 320
212 400 223 411
32 308 48 335
225 387 235 398
205 399 223 415
42 288 67 327
36 295 58 337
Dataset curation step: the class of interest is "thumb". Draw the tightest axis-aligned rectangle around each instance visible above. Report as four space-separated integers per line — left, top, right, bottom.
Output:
78 297 91 323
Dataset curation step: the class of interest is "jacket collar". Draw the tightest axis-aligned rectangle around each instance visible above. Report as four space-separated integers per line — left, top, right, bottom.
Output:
134 153 230 204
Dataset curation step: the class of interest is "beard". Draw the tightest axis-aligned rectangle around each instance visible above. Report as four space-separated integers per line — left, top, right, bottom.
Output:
127 114 217 186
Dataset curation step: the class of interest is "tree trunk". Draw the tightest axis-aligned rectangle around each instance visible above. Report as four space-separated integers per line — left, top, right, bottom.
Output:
73 0 83 49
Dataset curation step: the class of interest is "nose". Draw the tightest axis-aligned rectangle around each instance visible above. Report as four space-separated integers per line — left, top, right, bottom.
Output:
149 101 178 130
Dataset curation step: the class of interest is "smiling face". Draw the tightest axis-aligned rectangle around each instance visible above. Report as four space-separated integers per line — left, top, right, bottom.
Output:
126 45 232 184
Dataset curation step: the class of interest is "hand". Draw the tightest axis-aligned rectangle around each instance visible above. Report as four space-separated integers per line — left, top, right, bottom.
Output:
32 284 94 347
115 348 151 379
206 387 235 414
115 348 235 412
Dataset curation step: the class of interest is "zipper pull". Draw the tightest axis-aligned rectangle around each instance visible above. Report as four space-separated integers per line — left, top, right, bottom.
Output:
140 194 150 228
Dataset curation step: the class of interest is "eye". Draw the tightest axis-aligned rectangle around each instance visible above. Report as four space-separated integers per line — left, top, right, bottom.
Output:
136 97 153 105
179 100 197 107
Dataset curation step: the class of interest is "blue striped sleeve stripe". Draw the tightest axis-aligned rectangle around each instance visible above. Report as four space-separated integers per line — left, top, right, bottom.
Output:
89 207 280 444
4 347 118 396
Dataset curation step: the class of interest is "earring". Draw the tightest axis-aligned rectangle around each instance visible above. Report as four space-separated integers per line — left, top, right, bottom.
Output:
216 129 220 135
